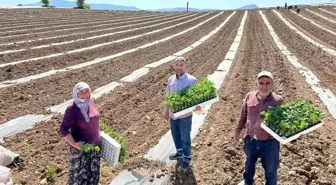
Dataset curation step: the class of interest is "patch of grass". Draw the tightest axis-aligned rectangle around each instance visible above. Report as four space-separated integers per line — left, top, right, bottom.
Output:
100 120 127 163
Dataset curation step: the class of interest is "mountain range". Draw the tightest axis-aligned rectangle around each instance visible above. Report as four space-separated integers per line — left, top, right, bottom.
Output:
25 0 139 10
238 4 259 10
24 0 258 11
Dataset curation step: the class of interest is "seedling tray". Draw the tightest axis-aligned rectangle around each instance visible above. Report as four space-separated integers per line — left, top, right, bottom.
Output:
173 96 219 118
100 132 121 167
261 121 324 144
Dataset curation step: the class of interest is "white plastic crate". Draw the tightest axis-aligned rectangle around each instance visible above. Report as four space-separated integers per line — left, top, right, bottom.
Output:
100 132 121 167
173 96 220 118
261 122 324 144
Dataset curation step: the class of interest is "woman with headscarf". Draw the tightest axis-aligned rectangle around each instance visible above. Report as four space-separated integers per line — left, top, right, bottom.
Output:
59 82 101 185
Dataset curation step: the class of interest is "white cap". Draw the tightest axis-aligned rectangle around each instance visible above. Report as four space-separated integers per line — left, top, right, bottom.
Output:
257 71 273 80
174 56 186 63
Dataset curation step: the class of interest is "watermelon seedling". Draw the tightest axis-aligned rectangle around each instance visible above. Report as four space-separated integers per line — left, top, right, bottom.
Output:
81 143 100 152
165 78 217 113
262 99 324 138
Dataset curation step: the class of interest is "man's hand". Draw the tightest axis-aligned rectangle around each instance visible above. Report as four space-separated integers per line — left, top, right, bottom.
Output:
194 105 202 111
164 112 169 121
232 131 241 141
194 105 204 115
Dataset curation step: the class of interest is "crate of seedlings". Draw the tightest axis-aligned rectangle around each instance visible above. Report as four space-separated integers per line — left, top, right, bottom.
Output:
261 99 324 144
166 78 219 118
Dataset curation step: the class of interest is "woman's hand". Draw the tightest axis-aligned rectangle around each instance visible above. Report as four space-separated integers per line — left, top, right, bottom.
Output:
64 134 82 150
72 142 82 150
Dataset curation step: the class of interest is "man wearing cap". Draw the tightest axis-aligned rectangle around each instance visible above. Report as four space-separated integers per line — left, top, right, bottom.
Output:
164 56 197 171
234 71 284 185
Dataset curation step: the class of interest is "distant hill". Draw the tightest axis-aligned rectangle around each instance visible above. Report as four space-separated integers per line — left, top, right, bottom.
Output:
154 7 217 12
239 4 259 10
24 0 216 11
25 0 139 10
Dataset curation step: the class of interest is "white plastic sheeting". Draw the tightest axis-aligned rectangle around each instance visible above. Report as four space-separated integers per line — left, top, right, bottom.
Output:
0 115 49 140
0 13 207 66
48 82 122 113
274 10 336 57
306 9 336 24
0 14 184 47
0 14 162 40
290 10 336 36
0 12 221 88
261 10 336 119
109 11 248 185
320 8 336 16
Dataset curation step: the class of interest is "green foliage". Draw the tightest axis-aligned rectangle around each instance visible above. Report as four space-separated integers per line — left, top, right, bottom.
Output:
165 78 217 113
46 165 57 179
41 0 50 7
81 143 100 152
76 0 90 9
17 4 23 6
83 3 91 10
262 99 324 138
100 121 127 163
76 0 85 8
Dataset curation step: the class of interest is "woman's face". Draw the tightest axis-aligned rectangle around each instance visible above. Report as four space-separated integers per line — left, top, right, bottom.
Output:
77 88 90 99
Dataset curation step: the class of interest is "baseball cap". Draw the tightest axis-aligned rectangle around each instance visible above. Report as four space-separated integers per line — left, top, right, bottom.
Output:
174 56 186 63
257 71 273 80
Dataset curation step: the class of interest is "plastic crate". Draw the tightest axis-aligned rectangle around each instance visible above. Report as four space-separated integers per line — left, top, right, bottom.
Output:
100 132 121 167
173 96 219 118
261 122 324 144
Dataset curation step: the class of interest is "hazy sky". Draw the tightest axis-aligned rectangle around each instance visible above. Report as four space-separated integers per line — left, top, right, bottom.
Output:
0 0 324 9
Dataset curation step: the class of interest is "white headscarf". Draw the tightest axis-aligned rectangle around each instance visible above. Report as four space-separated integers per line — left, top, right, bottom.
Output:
73 82 91 123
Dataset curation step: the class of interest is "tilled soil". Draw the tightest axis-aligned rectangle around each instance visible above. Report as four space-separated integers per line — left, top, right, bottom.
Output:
188 10 336 185
0 20 92 32
265 10 336 104
0 14 167 44
0 8 152 20
0 13 206 68
1 11 243 185
301 8 336 32
1 8 336 185
278 10 336 48
0 12 230 123
0 13 185 51
0 10 164 26
311 8 336 21
0 17 120 32
0 15 162 37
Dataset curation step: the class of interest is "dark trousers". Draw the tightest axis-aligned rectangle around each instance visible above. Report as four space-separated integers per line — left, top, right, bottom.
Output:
243 136 280 185
170 115 192 161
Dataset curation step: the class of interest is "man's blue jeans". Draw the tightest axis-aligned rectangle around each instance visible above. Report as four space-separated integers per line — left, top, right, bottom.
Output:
170 115 192 161
243 135 280 185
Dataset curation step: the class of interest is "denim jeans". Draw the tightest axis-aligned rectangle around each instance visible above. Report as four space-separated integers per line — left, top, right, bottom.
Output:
243 136 280 185
170 115 192 161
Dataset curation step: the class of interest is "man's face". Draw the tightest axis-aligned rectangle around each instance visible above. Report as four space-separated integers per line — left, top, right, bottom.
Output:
257 76 273 96
174 61 186 76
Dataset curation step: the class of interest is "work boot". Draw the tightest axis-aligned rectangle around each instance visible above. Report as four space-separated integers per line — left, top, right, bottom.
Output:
169 151 182 160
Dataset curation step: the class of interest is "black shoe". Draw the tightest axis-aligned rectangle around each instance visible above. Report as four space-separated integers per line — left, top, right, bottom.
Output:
169 152 183 160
